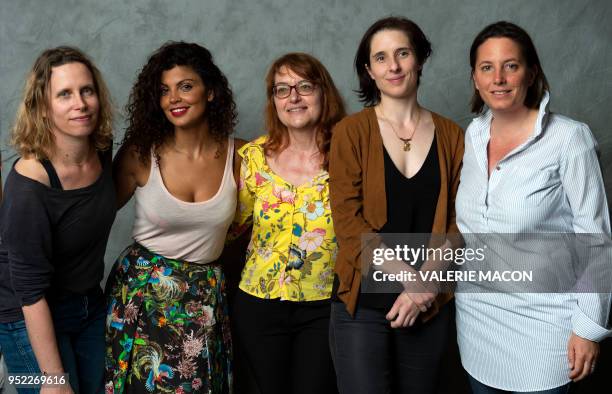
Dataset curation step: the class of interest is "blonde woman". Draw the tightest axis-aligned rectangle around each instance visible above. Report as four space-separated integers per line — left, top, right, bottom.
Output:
0 47 115 393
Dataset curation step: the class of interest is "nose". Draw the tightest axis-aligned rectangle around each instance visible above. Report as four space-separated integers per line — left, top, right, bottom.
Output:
288 87 301 103
389 56 401 72
169 89 181 104
493 68 506 84
74 93 88 111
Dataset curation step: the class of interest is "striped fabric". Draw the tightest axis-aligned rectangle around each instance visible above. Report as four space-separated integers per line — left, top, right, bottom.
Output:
455 92 612 391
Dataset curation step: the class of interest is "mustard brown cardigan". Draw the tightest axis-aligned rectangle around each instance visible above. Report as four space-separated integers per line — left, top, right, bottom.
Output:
329 107 464 317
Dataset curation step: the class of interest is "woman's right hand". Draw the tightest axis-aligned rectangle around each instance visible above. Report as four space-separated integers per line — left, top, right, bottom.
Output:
386 291 421 328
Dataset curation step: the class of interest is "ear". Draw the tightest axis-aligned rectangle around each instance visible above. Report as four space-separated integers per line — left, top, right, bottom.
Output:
365 64 375 80
207 89 214 102
472 72 479 91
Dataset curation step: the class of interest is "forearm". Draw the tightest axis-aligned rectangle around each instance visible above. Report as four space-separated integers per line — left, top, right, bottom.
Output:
22 297 64 374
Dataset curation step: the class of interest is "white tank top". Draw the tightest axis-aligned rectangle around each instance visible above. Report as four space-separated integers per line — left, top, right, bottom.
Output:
132 138 236 264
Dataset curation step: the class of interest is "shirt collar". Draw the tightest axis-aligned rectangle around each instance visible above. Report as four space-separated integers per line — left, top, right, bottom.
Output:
472 90 551 139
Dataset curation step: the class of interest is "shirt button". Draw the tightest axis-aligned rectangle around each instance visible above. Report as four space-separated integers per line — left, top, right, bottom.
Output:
496 165 501 170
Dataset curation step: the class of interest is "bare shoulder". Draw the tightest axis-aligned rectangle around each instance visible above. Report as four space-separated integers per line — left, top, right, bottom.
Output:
14 157 50 187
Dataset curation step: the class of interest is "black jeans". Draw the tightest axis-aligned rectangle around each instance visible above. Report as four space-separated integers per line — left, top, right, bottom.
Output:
329 300 451 394
232 289 337 394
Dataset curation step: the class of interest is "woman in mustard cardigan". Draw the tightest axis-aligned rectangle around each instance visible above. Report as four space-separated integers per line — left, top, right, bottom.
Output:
328 16 464 393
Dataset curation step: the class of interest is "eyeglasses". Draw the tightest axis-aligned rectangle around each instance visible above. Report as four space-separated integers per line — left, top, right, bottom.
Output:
272 80 316 99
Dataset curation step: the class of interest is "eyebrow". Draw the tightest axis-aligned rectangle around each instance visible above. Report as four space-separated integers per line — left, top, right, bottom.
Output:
55 84 94 96
371 47 411 58
161 78 196 86
477 58 520 65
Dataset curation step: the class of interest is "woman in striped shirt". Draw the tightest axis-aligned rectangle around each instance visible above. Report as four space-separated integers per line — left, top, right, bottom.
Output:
455 21 611 394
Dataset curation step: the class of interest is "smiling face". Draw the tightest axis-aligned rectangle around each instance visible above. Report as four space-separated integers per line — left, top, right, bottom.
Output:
47 62 100 141
473 37 535 115
160 65 212 129
273 66 322 133
367 29 421 100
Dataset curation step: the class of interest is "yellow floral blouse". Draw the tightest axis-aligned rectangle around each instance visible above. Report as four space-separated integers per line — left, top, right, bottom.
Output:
231 136 337 301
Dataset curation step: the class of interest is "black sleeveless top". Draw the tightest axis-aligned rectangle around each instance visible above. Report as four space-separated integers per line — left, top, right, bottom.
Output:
360 135 440 309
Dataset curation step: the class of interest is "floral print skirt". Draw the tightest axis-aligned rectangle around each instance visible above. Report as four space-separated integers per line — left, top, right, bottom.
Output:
105 243 232 394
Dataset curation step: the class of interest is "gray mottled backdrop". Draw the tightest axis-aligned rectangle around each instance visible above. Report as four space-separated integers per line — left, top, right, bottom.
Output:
1 0 611 279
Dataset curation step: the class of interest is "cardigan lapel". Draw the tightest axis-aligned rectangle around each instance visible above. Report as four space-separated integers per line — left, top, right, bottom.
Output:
365 107 387 230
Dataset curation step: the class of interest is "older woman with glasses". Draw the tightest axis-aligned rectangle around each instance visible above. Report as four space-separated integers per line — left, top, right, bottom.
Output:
230 52 345 394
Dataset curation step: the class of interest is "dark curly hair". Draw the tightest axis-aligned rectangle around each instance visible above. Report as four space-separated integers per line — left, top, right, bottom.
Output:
122 41 237 163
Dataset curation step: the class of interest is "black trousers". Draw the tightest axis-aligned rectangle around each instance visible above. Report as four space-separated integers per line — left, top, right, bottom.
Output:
329 300 452 394
232 289 338 394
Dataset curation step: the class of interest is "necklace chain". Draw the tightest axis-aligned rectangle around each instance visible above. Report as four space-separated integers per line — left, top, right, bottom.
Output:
379 104 421 152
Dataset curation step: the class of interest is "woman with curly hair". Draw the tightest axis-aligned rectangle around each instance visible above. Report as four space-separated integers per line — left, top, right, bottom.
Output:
0 46 115 393
230 52 345 394
105 42 242 393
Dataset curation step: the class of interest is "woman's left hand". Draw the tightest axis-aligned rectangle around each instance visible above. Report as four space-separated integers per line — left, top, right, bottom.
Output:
568 332 599 382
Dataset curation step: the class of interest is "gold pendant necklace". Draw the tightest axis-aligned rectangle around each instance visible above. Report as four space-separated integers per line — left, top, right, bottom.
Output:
380 104 421 152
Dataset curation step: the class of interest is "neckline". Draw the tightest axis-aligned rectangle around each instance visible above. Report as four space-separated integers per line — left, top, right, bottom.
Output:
373 107 437 180
382 134 436 181
11 151 107 194
253 137 328 190
155 137 234 205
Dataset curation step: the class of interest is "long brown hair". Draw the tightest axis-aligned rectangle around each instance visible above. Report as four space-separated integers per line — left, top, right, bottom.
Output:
263 53 345 170
11 46 113 159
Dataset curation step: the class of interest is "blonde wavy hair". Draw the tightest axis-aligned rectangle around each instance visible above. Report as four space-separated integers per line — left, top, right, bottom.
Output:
11 46 113 159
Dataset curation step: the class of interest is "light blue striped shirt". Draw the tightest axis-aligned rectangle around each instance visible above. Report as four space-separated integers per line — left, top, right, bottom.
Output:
455 92 612 391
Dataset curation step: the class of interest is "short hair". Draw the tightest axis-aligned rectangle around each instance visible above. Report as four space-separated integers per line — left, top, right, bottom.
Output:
123 41 237 163
469 21 549 114
11 46 113 159
263 52 346 170
355 16 432 107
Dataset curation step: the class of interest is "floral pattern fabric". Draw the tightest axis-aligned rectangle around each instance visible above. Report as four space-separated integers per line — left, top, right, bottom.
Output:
105 243 232 394
231 136 337 301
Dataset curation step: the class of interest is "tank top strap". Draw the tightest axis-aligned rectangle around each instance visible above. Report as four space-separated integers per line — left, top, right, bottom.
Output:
224 137 235 182
40 159 63 190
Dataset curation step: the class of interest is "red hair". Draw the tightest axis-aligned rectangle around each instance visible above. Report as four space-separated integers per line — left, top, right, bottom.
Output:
263 53 345 169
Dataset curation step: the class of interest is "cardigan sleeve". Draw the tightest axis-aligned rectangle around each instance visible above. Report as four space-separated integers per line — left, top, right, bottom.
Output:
2 178 54 306
445 119 465 237
329 117 382 275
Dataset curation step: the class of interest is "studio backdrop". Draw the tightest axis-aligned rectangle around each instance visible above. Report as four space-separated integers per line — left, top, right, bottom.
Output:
1 0 610 277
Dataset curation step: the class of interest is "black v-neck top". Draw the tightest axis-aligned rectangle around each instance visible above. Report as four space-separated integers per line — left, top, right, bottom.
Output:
0 150 116 322
360 135 440 309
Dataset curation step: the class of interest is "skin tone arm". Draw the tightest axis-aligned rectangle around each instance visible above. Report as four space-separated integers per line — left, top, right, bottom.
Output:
113 144 148 209
23 300 74 393
14 159 73 394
